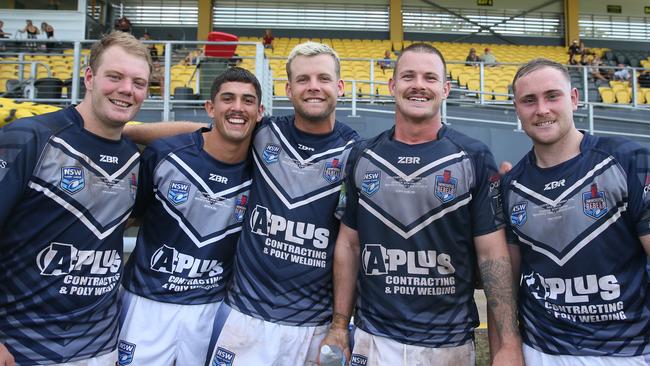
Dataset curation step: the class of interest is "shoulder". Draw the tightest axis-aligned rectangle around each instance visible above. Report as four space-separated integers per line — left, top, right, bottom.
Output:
442 127 492 156
145 130 197 160
333 121 361 142
588 135 648 170
2 108 72 141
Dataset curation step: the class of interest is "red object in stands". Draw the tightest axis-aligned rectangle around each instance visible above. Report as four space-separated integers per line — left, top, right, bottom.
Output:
204 32 238 58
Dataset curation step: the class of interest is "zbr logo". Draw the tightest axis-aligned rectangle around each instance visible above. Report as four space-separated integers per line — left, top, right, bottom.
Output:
361 170 381 197
60 166 85 194
510 201 527 227
118 340 136 365
262 144 281 164
582 183 608 219
323 158 343 183
212 347 235 366
434 170 457 203
167 181 190 205
233 194 248 222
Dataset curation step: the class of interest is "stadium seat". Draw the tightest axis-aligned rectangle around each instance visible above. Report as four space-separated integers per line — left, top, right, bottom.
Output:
599 88 615 104
615 90 631 104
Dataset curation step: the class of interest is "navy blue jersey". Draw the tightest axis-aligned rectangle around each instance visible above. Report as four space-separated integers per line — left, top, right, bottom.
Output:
122 128 251 304
226 115 359 326
502 132 650 356
0 107 139 364
343 126 503 347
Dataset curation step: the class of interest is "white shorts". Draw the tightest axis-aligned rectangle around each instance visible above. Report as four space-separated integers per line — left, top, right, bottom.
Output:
350 327 475 366
208 304 328 366
524 344 650 366
50 350 117 366
118 290 222 366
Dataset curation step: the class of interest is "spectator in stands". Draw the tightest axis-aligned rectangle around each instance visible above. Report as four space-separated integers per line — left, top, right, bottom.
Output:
149 60 164 96
568 40 580 65
182 48 203 66
377 50 394 71
140 31 159 61
614 63 631 82
0 21 8 51
589 55 609 81
115 16 132 33
18 19 39 51
262 29 274 51
465 47 480 66
40 22 55 52
40 22 54 39
0 21 9 38
638 70 650 88
481 47 497 67
578 41 593 65
18 19 39 39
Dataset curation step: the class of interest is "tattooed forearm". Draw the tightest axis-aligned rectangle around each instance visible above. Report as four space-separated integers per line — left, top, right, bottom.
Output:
479 256 519 339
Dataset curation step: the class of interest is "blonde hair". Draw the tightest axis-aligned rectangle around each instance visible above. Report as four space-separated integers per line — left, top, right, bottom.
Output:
286 42 340 80
89 31 152 74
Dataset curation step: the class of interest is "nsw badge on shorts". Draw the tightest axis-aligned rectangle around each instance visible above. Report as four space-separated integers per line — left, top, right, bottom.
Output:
118 340 136 365
60 166 85 194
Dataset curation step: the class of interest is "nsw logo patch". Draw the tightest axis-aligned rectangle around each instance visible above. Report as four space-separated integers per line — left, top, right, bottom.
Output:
350 354 368 366
582 183 608 219
167 181 190 205
60 166 85 194
434 170 457 203
323 158 343 183
262 144 281 164
212 347 235 366
118 340 136 365
361 170 381 197
233 194 248 222
510 201 527 227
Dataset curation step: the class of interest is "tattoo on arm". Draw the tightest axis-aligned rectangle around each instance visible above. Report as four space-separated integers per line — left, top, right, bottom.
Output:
479 256 519 339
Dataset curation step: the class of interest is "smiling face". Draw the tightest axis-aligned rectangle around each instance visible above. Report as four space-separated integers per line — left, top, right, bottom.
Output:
513 66 578 148
84 45 150 131
389 50 450 125
205 81 263 144
286 53 343 132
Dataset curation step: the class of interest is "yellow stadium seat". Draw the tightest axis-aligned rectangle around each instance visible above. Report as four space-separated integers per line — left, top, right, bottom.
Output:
615 90 630 104
599 88 615 104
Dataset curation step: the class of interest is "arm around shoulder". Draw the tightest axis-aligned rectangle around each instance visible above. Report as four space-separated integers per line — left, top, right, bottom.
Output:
123 121 207 145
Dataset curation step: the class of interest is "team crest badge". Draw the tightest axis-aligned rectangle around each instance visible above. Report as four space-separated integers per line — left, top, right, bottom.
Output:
60 166 85 194
212 347 235 366
434 170 457 203
323 158 343 183
118 340 136 365
233 194 248 222
510 201 527 227
262 144 281 164
582 183 608 219
361 170 381 197
167 181 190 205
350 354 369 366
